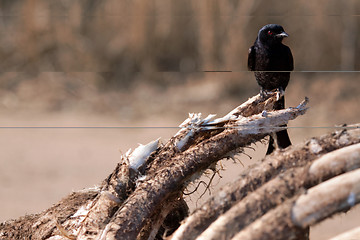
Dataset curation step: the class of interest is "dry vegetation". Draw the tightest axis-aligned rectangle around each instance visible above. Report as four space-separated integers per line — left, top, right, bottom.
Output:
1 1 359 74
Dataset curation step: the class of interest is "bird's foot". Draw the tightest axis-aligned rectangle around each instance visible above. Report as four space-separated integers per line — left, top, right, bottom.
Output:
260 89 272 98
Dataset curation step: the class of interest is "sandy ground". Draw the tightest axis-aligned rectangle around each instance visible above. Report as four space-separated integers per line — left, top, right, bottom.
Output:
1 109 360 240
0 113 178 220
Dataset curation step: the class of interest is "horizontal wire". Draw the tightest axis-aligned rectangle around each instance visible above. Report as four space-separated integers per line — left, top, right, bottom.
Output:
1 70 360 73
0 126 357 130
201 70 360 73
0 126 179 129
1 14 360 17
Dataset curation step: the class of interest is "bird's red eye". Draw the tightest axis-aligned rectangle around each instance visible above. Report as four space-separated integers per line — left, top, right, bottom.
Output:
267 30 273 35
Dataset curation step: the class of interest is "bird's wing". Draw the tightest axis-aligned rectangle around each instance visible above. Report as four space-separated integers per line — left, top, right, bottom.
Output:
286 46 294 71
248 46 256 71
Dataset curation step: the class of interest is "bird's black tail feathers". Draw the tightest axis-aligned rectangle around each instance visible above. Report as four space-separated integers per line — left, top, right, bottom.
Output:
266 95 292 155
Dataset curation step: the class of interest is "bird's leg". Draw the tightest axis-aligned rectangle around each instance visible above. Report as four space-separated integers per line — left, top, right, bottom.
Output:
276 87 285 101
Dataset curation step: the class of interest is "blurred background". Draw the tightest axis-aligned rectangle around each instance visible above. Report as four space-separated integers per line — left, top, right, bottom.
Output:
0 0 359 239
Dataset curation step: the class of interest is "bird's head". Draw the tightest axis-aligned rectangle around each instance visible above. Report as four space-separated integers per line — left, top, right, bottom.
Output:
258 24 289 45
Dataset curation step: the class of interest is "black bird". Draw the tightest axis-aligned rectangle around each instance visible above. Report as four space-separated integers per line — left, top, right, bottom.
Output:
248 24 294 154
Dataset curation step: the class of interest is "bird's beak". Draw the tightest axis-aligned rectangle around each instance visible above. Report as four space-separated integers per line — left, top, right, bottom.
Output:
276 32 289 38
